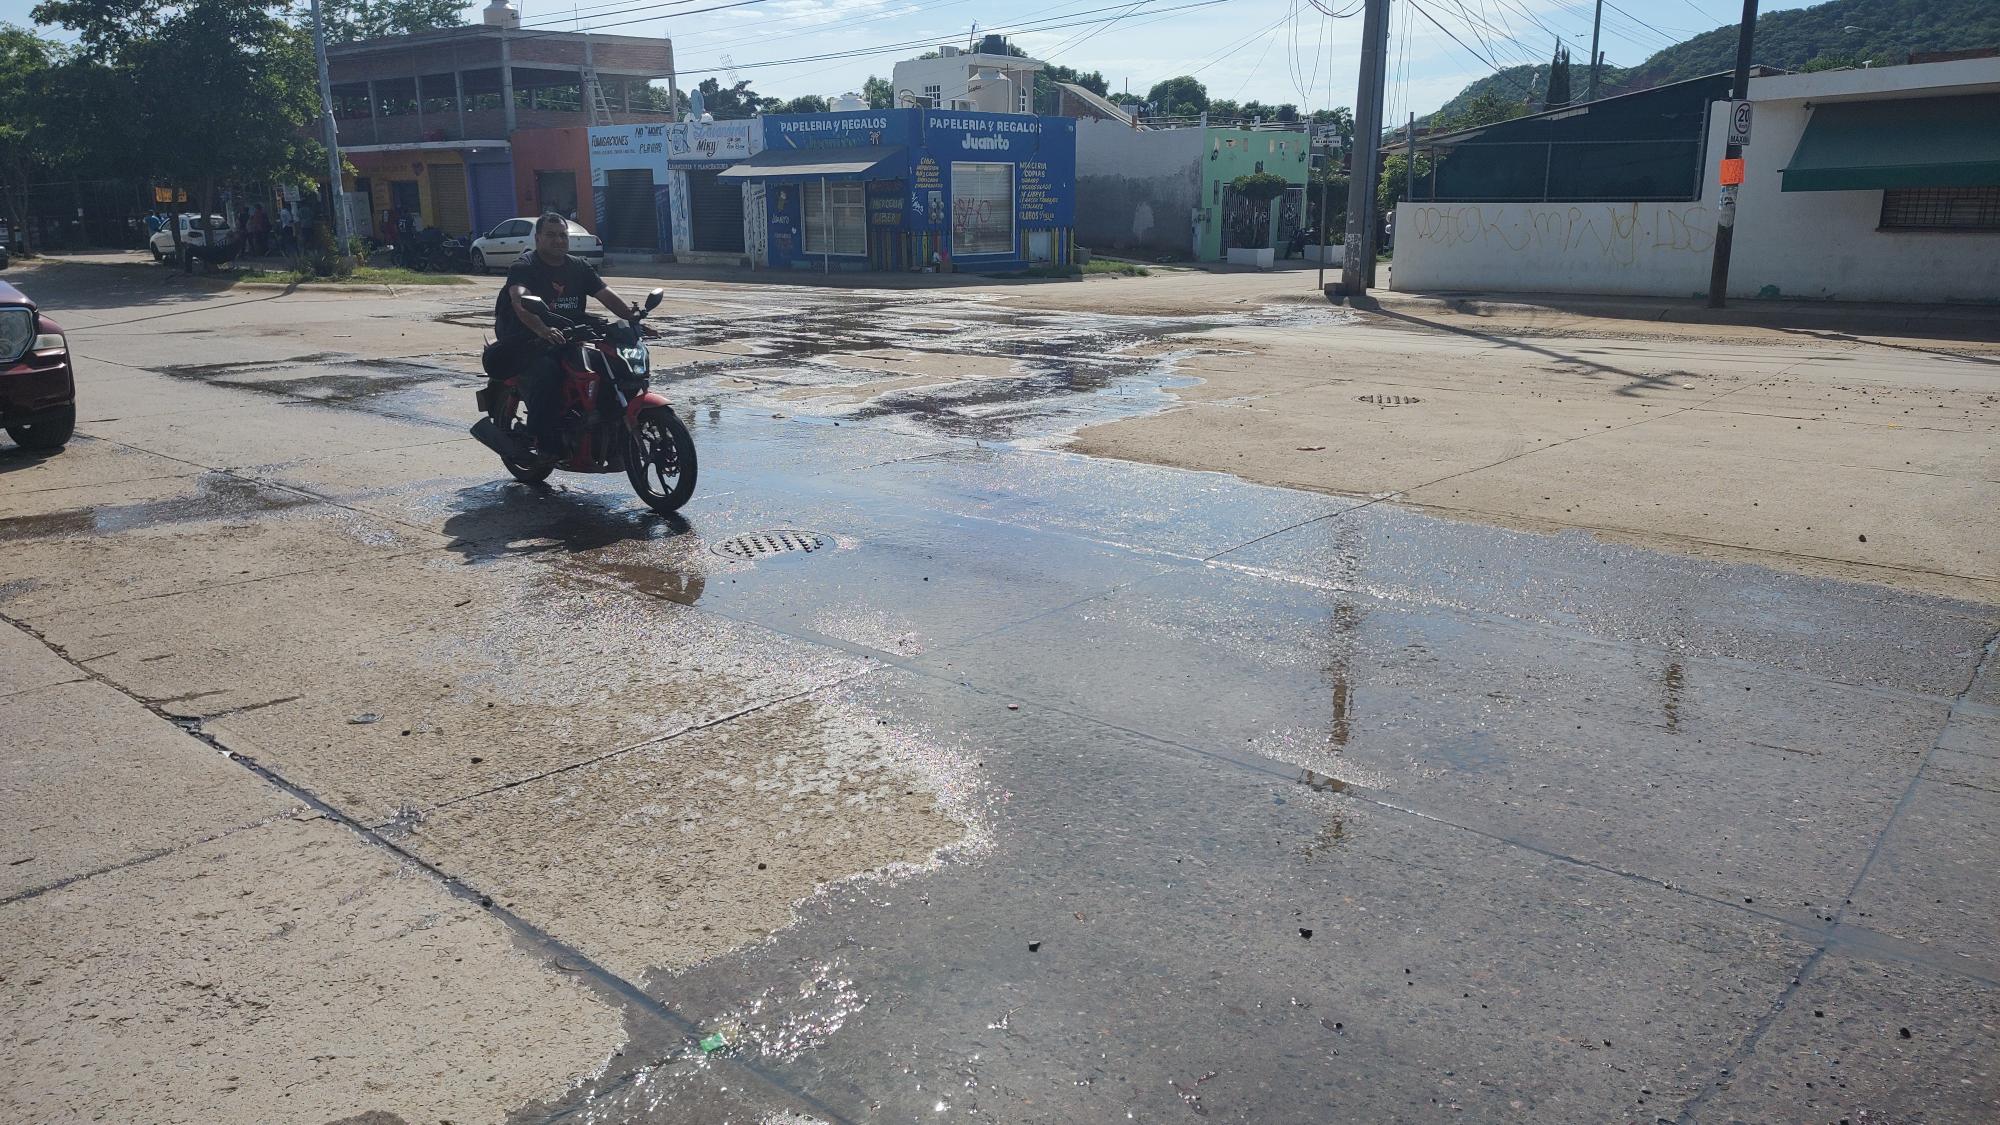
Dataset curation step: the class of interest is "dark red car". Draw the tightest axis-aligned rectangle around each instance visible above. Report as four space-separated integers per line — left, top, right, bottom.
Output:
0 280 75 452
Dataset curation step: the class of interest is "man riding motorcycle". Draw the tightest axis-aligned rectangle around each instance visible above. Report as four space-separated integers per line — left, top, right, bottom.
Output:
485 212 647 464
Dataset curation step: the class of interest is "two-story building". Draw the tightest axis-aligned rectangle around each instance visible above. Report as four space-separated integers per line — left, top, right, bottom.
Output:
324 0 676 243
890 36 1041 115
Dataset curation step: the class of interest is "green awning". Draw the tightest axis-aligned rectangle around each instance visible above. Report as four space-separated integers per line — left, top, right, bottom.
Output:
1782 93 2000 191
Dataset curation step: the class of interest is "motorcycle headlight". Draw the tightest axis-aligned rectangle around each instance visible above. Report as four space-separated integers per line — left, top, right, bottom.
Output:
621 346 649 373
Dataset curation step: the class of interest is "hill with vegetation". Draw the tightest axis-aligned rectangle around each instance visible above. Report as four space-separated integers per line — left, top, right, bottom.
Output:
1428 0 2000 122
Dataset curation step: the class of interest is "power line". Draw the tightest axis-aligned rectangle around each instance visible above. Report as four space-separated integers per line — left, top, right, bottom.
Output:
1404 0 1538 101
1229 12 1288 100
709 0 1244 75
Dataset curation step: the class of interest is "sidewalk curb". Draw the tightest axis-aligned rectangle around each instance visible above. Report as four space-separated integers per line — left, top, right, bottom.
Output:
1343 288 2000 339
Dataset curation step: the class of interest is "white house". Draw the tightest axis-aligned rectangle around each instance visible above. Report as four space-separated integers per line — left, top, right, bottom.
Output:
891 37 1040 115
1391 56 2000 304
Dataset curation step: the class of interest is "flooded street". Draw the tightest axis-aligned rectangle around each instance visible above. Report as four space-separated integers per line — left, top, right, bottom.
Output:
3 258 1996 1124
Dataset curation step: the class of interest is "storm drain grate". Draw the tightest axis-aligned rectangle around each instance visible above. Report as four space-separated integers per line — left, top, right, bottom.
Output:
712 529 829 561
1358 394 1421 407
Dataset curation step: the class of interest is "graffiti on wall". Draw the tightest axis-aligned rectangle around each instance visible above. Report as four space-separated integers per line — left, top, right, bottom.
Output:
1407 203 1716 266
745 183 767 265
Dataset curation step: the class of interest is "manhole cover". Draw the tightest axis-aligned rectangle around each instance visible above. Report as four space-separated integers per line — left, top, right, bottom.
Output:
712 529 829 560
1358 394 1421 406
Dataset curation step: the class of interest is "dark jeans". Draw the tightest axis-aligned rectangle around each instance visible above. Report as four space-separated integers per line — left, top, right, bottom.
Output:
486 337 565 454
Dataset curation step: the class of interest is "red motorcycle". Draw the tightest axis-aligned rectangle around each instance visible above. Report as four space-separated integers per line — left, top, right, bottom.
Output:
470 289 697 515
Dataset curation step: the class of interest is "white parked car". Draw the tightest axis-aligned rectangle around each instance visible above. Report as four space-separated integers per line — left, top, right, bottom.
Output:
149 215 237 265
470 218 604 274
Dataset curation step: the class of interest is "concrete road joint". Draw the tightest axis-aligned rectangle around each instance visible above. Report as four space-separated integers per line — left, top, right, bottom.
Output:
1671 627 2000 1124
0 814 279 909
0 609 860 1125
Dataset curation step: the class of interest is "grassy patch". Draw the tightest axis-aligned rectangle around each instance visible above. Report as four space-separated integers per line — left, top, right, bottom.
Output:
1082 259 1151 277
235 265 472 286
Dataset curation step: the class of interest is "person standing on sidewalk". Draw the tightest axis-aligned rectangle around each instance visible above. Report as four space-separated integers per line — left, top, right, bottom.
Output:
247 205 270 256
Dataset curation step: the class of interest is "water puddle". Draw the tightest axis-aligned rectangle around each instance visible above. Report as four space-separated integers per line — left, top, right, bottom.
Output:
0 474 315 540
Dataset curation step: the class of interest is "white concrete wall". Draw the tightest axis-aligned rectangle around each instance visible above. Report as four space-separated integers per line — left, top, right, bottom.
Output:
1391 199 1716 297
1723 97 2000 304
1391 59 2000 304
1074 119 1202 258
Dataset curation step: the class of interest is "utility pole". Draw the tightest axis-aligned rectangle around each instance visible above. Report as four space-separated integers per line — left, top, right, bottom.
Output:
1315 142 1331 292
310 0 352 258
1705 0 1758 308
1587 0 1602 102
1336 0 1389 299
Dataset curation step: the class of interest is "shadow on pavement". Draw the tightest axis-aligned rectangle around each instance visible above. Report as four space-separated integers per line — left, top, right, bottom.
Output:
439 481 694 562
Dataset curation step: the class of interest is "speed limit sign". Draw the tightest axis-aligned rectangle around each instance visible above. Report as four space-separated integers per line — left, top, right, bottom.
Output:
1729 101 1753 147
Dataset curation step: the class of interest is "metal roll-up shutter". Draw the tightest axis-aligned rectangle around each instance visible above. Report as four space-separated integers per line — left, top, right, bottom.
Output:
686 169 745 252
603 168 659 250
428 164 471 234
467 162 516 235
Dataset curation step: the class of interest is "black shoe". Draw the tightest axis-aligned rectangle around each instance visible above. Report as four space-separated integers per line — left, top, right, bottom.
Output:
528 436 565 466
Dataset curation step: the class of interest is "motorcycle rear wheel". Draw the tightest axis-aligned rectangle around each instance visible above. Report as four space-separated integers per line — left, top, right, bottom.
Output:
627 407 696 515
504 454 554 484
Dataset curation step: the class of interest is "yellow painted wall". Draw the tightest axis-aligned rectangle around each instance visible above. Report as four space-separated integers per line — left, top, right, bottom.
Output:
415 152 464 229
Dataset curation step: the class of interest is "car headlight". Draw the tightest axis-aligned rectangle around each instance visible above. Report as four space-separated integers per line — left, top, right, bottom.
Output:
0 308 32 363
32 333 65 355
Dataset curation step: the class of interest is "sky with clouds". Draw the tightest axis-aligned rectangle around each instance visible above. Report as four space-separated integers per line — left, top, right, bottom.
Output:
4 0 1821 117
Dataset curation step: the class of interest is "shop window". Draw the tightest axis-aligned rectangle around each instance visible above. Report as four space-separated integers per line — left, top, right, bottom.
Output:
804 181 866 255
1880 186 2000 231
951 162 1014 256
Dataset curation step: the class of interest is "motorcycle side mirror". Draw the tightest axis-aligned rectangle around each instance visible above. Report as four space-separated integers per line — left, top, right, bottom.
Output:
643 289 665 312
518 295 552 316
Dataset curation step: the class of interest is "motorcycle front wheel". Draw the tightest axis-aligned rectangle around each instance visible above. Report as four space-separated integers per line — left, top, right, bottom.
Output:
627 407 697 515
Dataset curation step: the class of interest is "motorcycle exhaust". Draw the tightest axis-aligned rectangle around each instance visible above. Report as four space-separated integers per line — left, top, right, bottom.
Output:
470 416 529 462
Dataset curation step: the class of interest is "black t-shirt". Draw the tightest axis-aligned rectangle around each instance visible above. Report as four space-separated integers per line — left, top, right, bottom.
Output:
493 252 605 342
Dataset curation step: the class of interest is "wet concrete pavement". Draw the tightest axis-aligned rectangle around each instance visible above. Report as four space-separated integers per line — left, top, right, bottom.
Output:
3 259 1997 1123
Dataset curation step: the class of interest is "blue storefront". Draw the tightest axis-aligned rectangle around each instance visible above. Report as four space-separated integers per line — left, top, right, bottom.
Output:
718 109 1076 273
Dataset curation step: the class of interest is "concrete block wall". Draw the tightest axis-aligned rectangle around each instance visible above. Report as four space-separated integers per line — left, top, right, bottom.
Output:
1390 199 1716 297
1074 118 1202 258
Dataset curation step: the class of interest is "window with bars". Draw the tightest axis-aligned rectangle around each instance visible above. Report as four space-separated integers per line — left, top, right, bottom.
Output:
951 163 1015 256
1879 186 2000 231
803 181 867 256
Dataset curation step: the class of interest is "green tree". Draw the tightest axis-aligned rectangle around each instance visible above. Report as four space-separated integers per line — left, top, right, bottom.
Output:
1306 166 1348 245
1798 52 1861 72
1431 90 1517 132
1237 100 1298 123
762 94 828 114
862 74 893 109
312 0 465 43
1229 170 1289 249
0 26 61 245
1376 151 1435 216
1146 75 1207 118
34 0 321 268
1206 98 1241 122
696 77 762 119
1545 42 1572 109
